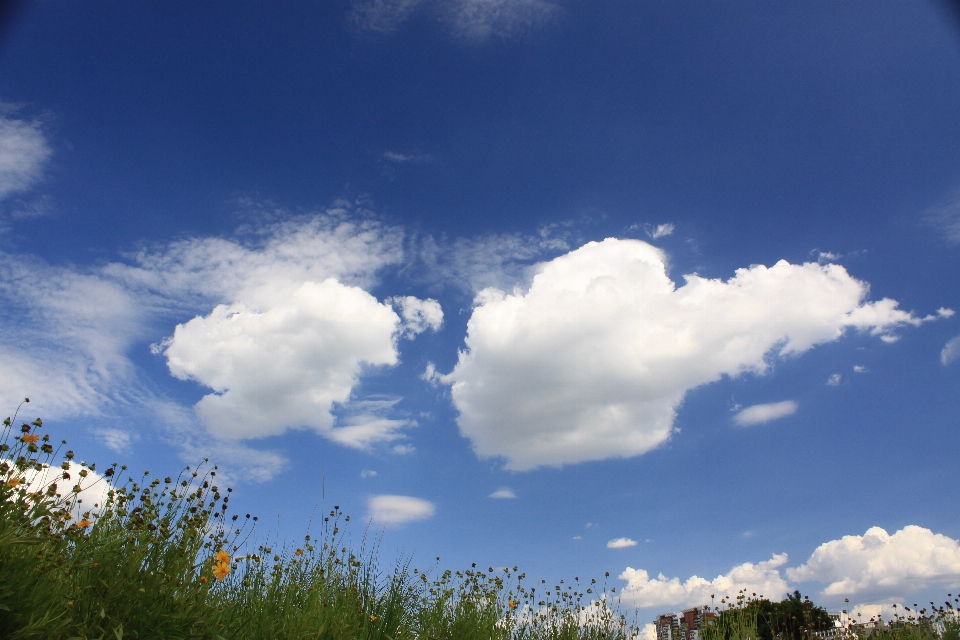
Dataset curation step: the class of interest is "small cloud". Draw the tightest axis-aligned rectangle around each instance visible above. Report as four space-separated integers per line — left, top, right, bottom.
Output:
422 362 442 386
585 522 594 529
0 109 51 201
942 336 960 366
607 537 638 549
488 487 516 499
853 365 868 373
643 223 675 239
392 444 415 455
939 308 955 318
382 151 429 163
94 428 133 454
810 249 841 264
733 401 798 427
826 373 842 386
389 296 443 338
926 188 960 244
573 535 583 540
742 531 755 538
361 469 377 479
367 494 435 525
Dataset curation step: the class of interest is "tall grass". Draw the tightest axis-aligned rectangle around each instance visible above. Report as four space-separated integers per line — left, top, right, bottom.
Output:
0 403 639 640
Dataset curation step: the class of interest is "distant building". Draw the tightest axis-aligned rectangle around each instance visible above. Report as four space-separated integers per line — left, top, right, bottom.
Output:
655 607 716 640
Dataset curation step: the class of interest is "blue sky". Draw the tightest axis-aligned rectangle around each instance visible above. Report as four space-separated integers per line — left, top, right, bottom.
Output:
2 0 960 627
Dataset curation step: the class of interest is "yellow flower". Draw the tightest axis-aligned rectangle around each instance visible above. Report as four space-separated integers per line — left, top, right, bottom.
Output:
294 548 303 556
509 600 517 610
4 477 20 487
370 615 378 622
212 561 231 581
215 549 230 563
22 434 39 443
76 520 94 528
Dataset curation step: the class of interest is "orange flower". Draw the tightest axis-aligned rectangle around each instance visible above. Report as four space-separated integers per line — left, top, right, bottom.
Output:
22 434 39 443
200 576 209 583
294 548 303 556
212 561 230 581
370 615 378 622
4 477 20 487
77 520 94 527
215 549 230 563
509 600 517 610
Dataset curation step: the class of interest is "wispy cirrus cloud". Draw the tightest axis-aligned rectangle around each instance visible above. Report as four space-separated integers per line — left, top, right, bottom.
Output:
0 107 50 202
350 0 561 40
927 187 960 244
0 201 442 480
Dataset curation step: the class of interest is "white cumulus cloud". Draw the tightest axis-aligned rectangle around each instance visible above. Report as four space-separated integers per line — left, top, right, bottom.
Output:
163 279 403 441
18 461 111 520
617 525 960 611
638 623 658 640
489 487 516 499
619 553 791 609
442 238 930 470
734 401 798 427
608 537 638 549
367 494 435 525
786 525 960 597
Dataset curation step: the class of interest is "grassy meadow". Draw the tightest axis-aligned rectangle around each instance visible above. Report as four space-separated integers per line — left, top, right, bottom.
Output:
2 399 958 640
0 401 637 639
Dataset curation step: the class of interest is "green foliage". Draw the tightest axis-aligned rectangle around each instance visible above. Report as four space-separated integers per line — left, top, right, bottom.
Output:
0 404 638 640
701 591 760 640
749 591 834 640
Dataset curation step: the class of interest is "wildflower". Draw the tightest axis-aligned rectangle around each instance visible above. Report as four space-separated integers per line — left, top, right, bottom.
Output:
212 562 230 581
215 549 230 563
22 434 39 443
509 600 518 610
200 576 209 583
370 615 378 622
77 520 94 527
294 548 303 556
5 477 21 487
